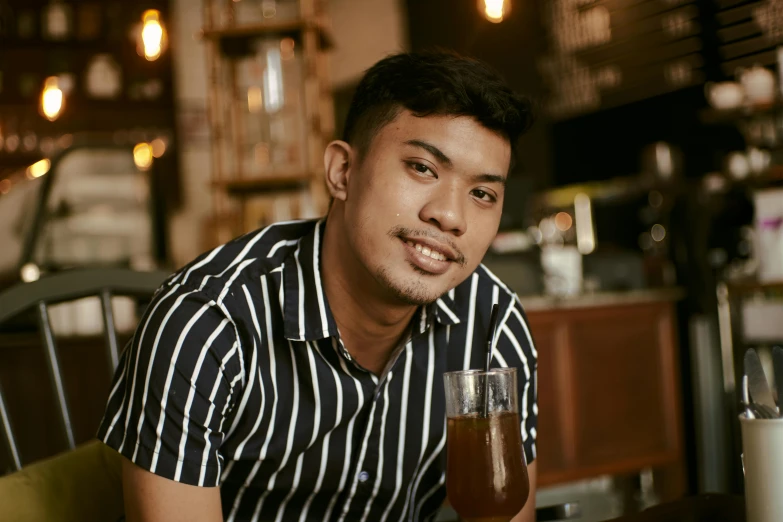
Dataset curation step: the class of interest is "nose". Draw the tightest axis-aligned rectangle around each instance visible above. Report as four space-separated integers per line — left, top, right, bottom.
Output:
419 185 467 236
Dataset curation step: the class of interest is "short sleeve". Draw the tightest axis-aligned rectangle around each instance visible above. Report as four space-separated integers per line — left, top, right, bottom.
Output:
97 282 243 487
494 296 538 465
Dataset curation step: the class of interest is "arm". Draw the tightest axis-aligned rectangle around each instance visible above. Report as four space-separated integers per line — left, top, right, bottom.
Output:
511 461 537 522
98 284 244 521
122 457 224 522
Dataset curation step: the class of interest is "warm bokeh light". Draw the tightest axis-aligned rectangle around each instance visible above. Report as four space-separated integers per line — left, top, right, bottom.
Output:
263 48 284 113
20 263 41 283
247 86 263 113
482 0 508 23
651 224 666 242
41 76 64 121
26 159 51 179
133 142 154 170
141 10 165 61
574 193 596 255
539 217 556 240
555 211 573 231
528 225 543 245
150 137 167 158
0 179 11 195
280 38 295 60
57 133 74 149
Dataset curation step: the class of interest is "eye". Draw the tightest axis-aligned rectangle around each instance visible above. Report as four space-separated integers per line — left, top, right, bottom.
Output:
406 161 437 178
471 189 496 203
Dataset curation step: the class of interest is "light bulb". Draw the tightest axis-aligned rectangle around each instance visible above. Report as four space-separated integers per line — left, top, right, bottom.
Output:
20 263 41 283
141 10 165 61
27 159 51 179
133 143 153 170
41 76 64 121
480 0 509 23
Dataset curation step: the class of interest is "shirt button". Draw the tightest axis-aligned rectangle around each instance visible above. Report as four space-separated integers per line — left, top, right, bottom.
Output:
358 471 370 483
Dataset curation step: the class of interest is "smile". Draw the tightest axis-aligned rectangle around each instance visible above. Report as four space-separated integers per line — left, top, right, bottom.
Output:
399 238 453 276
405 240 448 261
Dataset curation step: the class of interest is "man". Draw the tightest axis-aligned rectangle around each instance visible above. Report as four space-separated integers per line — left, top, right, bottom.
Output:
99 51 538 521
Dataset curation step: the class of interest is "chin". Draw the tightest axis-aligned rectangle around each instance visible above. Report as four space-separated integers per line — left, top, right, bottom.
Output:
375 266 451 306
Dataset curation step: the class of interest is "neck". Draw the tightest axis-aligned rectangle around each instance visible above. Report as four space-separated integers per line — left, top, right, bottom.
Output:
321 211 417 374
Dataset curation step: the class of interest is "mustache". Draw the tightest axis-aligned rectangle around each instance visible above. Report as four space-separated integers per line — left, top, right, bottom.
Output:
388 225 467 266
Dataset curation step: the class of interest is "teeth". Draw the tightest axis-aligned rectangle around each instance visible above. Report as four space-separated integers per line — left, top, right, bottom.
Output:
406 239 447 261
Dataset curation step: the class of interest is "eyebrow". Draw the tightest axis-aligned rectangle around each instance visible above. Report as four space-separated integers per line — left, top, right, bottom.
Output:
470 173 507 186
404 139 453 167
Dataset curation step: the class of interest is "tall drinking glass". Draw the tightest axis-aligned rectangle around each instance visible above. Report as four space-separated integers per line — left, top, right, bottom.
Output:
444 368 530 522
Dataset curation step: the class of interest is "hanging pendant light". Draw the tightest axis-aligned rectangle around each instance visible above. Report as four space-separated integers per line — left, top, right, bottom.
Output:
479 0 510 23
139 9 166 61
40 76 64 121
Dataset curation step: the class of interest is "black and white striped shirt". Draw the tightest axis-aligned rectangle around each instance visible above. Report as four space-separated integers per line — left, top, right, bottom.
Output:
98 219 537 522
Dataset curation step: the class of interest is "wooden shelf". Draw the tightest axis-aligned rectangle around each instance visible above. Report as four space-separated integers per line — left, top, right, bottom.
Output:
200 19 333 49
725 278 783 294
213 173 313 195
700 101 783 125
202 0 333 244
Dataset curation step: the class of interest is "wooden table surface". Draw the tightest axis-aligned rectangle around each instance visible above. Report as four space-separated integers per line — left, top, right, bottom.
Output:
604 494 745 522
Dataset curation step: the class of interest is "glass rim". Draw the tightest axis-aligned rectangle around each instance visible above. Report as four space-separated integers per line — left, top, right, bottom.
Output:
443 367 517 377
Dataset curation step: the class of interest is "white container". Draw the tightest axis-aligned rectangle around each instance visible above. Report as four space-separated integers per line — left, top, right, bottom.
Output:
740 414 783 522
541 245 582 297
737 65 776 107
753 189 783 282
705 81 744 110
742 298 783 342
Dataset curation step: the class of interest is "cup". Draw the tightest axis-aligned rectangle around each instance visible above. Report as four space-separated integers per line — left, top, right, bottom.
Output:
739 414 783 522
444 368 530 522
737 65 776 107
705 81 744 110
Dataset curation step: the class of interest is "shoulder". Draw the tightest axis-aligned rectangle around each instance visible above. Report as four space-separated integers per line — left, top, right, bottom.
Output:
160 220 316 301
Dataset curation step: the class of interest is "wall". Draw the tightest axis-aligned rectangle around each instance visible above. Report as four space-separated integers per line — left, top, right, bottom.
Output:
328 0 409 88
168 0 213 267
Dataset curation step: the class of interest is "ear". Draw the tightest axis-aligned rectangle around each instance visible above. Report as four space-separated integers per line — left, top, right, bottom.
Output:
323 140 353 202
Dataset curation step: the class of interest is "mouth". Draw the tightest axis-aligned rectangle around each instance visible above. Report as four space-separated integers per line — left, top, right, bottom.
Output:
399 237 454 275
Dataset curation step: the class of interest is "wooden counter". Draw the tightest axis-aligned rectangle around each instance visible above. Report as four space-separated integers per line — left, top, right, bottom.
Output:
526 290 686 499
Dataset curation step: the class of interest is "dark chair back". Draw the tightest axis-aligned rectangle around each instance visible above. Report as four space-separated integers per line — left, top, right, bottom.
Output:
0 268 167 471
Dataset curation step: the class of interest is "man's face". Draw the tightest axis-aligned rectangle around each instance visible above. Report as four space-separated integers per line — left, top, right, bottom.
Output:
343 110 510 305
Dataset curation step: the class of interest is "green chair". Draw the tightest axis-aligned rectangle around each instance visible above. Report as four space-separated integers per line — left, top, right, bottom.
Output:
0 440 123 522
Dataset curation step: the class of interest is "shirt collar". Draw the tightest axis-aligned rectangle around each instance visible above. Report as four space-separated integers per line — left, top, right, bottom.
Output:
281 219 464 341
281 219 340 341
431 289 463 327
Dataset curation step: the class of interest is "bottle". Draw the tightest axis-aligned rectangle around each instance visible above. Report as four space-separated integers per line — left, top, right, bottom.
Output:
42 0 73 41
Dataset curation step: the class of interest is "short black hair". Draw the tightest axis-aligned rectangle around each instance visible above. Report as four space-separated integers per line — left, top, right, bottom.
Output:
342 50 535 168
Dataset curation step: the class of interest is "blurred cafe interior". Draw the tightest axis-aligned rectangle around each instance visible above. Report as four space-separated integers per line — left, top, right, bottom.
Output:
1 0 783 520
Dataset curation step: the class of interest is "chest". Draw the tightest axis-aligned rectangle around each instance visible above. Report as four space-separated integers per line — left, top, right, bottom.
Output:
221 325 472 487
